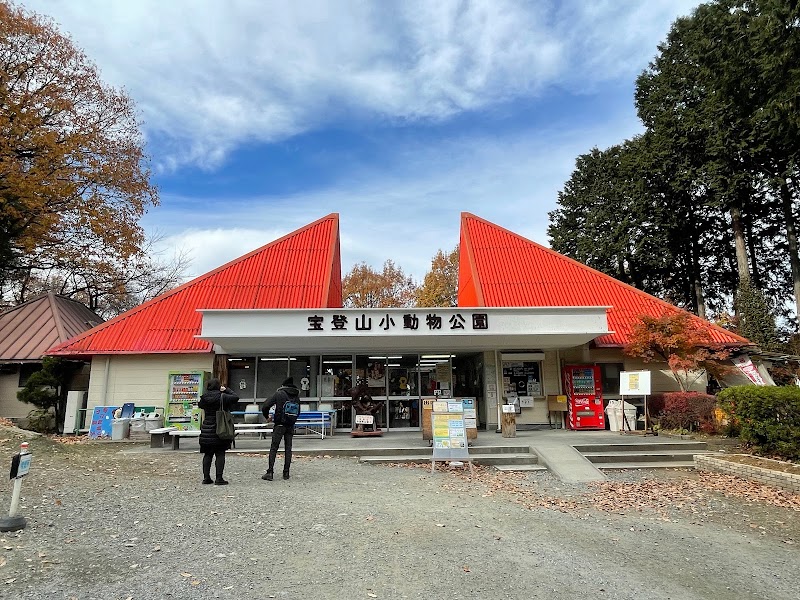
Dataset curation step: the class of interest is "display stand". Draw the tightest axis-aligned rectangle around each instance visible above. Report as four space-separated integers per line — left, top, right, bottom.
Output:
431 400 473 477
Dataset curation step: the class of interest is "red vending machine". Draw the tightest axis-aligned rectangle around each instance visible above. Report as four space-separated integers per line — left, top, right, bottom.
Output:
562 365 605 430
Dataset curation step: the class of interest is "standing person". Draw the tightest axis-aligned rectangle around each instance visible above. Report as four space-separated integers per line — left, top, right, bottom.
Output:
261 377 300 481
198 378 239 485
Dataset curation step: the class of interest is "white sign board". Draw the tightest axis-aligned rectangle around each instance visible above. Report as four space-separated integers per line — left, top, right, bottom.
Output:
355 414 374 424
501 404 516 413
619 371 651 396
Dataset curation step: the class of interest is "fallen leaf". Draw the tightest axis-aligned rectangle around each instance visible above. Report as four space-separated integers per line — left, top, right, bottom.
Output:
463 566 471 572
180 572 192 577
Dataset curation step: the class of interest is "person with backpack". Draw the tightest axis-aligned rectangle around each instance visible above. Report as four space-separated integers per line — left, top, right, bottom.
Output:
261 377 300 481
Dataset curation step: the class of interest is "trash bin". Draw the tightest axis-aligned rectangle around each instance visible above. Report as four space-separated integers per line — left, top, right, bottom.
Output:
111 418 130 441
623 406 638 431
129 416 146 435
605 400 621 432
145 414 164 432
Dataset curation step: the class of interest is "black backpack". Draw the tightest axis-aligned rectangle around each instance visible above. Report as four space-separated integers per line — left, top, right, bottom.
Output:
282 398 300 426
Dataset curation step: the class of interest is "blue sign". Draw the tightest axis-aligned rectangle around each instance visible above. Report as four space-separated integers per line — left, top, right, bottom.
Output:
89 406 118 439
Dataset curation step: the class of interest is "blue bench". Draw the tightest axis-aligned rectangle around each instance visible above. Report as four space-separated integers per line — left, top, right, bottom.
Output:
293 411 335 439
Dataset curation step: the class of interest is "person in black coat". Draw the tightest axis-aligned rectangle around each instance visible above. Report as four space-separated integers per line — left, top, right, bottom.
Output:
261 377 300 481
197 378 239 485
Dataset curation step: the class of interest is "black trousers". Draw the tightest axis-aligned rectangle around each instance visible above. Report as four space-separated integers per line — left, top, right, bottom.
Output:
268 424 293 473
202 449 226 480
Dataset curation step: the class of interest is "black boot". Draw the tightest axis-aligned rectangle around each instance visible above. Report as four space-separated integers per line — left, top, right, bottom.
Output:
262 471 273 481
214 478 229 485
283 470 290 480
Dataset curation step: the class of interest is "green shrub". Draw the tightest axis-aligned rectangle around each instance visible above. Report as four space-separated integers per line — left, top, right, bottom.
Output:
717 386 800 460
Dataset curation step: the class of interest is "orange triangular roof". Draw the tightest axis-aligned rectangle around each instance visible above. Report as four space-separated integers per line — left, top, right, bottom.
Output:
49 214 342 356
458 212 749 347
0 293 103 361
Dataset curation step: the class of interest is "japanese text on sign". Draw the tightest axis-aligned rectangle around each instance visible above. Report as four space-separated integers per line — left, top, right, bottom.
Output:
308 312 489 332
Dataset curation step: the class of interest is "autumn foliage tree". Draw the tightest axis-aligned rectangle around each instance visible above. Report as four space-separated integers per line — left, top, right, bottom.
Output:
342 260 417 308
625 311 736 392
0 2 160 313
414 246 458 307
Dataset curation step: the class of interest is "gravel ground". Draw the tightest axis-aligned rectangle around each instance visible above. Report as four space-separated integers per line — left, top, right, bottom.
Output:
0 432 798 600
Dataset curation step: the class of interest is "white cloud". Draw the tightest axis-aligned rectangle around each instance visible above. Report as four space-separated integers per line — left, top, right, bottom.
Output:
25 0 699 169
148 105 641 282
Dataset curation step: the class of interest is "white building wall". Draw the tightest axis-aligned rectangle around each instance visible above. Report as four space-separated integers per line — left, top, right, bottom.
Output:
87 354 213 412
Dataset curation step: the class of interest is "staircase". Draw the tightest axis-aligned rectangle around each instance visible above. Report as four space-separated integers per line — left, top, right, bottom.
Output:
321 445 546 471
572 441 709 470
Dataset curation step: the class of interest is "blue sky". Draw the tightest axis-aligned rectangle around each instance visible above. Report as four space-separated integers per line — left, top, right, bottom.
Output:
25 0 701 282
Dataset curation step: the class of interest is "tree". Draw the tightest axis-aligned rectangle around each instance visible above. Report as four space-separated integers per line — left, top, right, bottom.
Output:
735 278 780 351
12 232 191 318
625 311 736 391
342 260 417 308
635 0 800 321
0 2 158 304
415 246 458 307
16 356 82 432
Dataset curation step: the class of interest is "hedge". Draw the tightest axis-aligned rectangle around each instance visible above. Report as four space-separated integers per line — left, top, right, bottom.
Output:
717 386 800 461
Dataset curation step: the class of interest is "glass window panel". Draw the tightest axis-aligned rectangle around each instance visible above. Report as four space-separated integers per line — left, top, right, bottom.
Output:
228 357 256 400
600 363 624 395
356 355 385 397
256 357 289 398
321 355 353 397
290 355 318 398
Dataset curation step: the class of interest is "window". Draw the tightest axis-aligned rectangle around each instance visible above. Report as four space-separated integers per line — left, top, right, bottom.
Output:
18 364 40 387
256 357 289 398
228 357 256 400
320 355 353 397
600 363 624 395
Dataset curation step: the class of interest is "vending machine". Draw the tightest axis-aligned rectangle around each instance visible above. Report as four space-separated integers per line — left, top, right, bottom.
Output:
562 365 605 430
164 371 210 430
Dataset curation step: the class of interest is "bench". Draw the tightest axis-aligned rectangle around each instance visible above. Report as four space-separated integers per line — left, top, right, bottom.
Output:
149 427 177 448
168 429 200 450
234 423 273 439
293 411 335 439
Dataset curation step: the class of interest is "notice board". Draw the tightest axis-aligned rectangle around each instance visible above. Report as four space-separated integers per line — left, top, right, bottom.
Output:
431 401 470 461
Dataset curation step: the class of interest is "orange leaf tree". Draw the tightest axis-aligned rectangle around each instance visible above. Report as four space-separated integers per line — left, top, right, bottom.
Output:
624 311 735 391
342 260 417 308
414 246 458 307
0 2 159 310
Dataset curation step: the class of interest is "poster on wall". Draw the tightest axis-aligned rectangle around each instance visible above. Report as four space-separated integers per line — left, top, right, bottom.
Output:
502 361 542 398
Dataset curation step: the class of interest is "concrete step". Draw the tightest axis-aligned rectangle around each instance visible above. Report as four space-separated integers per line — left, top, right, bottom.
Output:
596 461 695 470
495 464 548 472
291 445 532 458
572 442 708 453
582 451 702 464
359 452 539 467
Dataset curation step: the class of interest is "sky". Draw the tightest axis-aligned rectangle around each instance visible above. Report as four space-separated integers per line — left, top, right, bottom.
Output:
23 0 702 283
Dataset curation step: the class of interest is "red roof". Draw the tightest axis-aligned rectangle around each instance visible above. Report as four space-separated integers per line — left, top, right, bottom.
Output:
457 212 749 347
48 214 342 356
0 293 103 362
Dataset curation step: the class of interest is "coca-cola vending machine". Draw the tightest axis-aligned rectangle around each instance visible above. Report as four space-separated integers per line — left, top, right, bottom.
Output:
562 365 605 430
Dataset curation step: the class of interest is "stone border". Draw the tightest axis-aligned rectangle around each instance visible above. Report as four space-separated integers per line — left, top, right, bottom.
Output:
694 454 800 494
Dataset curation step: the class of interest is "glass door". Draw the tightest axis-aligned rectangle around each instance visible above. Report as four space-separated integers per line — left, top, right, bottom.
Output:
387 354 420 429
